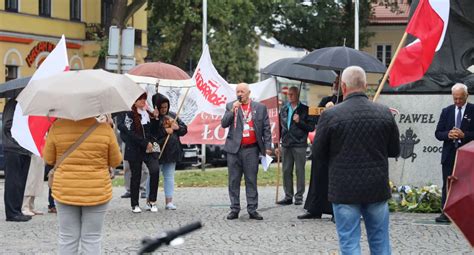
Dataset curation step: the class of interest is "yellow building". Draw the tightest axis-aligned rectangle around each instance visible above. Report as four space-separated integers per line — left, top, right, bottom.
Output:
363 1 410 91
0 0 148 107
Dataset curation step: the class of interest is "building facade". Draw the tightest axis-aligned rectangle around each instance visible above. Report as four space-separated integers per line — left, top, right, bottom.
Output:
0 0 148 107
362 1 410 91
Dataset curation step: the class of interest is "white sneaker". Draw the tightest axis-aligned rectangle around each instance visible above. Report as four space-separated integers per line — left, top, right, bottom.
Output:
132 206 142 213
165 202 177 210
146 202 158 212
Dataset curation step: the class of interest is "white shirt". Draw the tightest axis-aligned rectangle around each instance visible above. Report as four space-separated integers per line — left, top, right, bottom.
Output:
137 108 150 125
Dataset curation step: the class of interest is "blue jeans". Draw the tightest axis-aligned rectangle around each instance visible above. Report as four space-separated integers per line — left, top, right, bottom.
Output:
146 162 176 199
332 201 391 255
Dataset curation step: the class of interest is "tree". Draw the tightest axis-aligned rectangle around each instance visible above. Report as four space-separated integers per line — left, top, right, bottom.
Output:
93 0 147 69
258 0 374 51
148 0 272 83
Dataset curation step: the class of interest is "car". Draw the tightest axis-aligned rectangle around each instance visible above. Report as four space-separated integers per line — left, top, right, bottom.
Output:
176 144 200 169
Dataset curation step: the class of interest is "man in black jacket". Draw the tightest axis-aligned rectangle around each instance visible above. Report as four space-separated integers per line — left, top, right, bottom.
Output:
313 66 400 254
276 87 314 205
3 98 32 222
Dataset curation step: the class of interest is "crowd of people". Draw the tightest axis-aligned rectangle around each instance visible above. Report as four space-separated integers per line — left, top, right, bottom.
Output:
2 65 472 254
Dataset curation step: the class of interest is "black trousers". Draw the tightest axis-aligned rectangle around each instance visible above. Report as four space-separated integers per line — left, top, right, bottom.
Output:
45 164 55 208
4 152 31 219
129 155 160 207
441 154 456 209
303 159 333 216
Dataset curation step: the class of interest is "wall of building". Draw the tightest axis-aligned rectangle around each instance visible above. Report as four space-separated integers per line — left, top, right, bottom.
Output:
0 1 148 110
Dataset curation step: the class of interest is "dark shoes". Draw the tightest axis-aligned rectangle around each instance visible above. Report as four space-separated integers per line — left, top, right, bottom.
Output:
249 211 263 220
435 213 451 223
297 212 321 220
6 214 32 222
294 200 303 205
48 207 57 213
121 191 146 199
121 192 131 198
226 211 239 220
276 198 293 205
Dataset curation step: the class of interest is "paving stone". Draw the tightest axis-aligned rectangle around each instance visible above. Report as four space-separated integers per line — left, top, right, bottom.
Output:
0 181 472 254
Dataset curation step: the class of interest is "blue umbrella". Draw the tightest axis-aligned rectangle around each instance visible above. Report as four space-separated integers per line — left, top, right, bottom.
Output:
0 77 31 98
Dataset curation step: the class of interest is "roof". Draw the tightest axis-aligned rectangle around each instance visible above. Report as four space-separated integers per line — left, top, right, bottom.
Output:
370 3 411 25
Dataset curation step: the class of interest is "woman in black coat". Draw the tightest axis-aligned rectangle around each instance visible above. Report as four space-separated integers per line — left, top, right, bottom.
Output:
153 95 187 210
117 93 162 213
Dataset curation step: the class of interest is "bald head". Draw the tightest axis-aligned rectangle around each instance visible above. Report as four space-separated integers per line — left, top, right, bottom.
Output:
341 66 367 97
236 83 251 103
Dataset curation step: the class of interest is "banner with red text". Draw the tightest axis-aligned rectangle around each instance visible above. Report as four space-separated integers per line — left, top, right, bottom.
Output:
157 78 279 145
190 45 236 115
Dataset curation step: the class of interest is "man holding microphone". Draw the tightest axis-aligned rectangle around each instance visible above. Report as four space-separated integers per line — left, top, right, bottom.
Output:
221 83 272 220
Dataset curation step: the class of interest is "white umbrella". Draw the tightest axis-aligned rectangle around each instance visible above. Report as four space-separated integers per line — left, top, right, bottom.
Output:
17 69 145 121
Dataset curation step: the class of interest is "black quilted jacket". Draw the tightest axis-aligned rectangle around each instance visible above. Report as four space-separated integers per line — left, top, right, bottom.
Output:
313 92 400 204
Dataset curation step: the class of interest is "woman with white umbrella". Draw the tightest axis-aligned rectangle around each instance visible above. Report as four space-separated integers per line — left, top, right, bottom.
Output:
117 93 162 213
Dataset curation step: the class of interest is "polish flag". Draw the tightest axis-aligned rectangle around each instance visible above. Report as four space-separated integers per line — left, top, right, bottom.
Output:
388 0 450 87
12 35 69 156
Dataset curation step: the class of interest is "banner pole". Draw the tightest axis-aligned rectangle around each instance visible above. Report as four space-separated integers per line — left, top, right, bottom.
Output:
373 32 408 102
274 77 281 203
159 87 191 160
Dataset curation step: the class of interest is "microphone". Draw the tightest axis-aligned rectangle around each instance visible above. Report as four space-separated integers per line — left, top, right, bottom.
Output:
237 95 242 103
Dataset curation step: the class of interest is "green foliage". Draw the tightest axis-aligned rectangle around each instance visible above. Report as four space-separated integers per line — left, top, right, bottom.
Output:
258 0 374 50
389 185 442 213
148 0 266 83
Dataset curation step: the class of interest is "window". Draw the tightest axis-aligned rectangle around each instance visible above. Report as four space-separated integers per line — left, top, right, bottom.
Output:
135 29 142 46
101 0 113 26
70 0 81 21
5 0 18 12
376 44 392 67
39 0 51 17
5 65 18 82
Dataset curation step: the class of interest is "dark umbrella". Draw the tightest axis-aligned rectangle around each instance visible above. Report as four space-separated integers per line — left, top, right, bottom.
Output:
261 57 337 85
445 141 474 248
0 77 31 98
296 46 387 73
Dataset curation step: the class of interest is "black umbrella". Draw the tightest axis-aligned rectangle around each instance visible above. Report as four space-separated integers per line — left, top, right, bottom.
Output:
0 76 31 98
296 46 387 74
261 57 337 86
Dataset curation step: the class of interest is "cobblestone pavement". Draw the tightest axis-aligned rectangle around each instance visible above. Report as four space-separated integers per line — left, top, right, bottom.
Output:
1 181 473 254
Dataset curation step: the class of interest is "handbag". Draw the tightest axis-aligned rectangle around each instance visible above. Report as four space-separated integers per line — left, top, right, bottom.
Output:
48 122 100 188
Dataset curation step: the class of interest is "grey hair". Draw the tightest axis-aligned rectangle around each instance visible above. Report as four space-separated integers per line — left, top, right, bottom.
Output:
341 66 366 89
288 86 299 93
451 83 468 95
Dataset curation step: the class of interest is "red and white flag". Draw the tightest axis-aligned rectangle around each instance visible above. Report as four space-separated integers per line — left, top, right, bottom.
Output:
388 0 449 87
12 35 69 156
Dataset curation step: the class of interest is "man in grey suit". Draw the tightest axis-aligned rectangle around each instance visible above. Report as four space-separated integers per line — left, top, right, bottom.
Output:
221 83 272 220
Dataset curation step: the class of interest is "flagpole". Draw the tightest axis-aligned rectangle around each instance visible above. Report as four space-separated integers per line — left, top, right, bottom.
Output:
373 32 408 102
274 76 281 203
159 87 191 160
